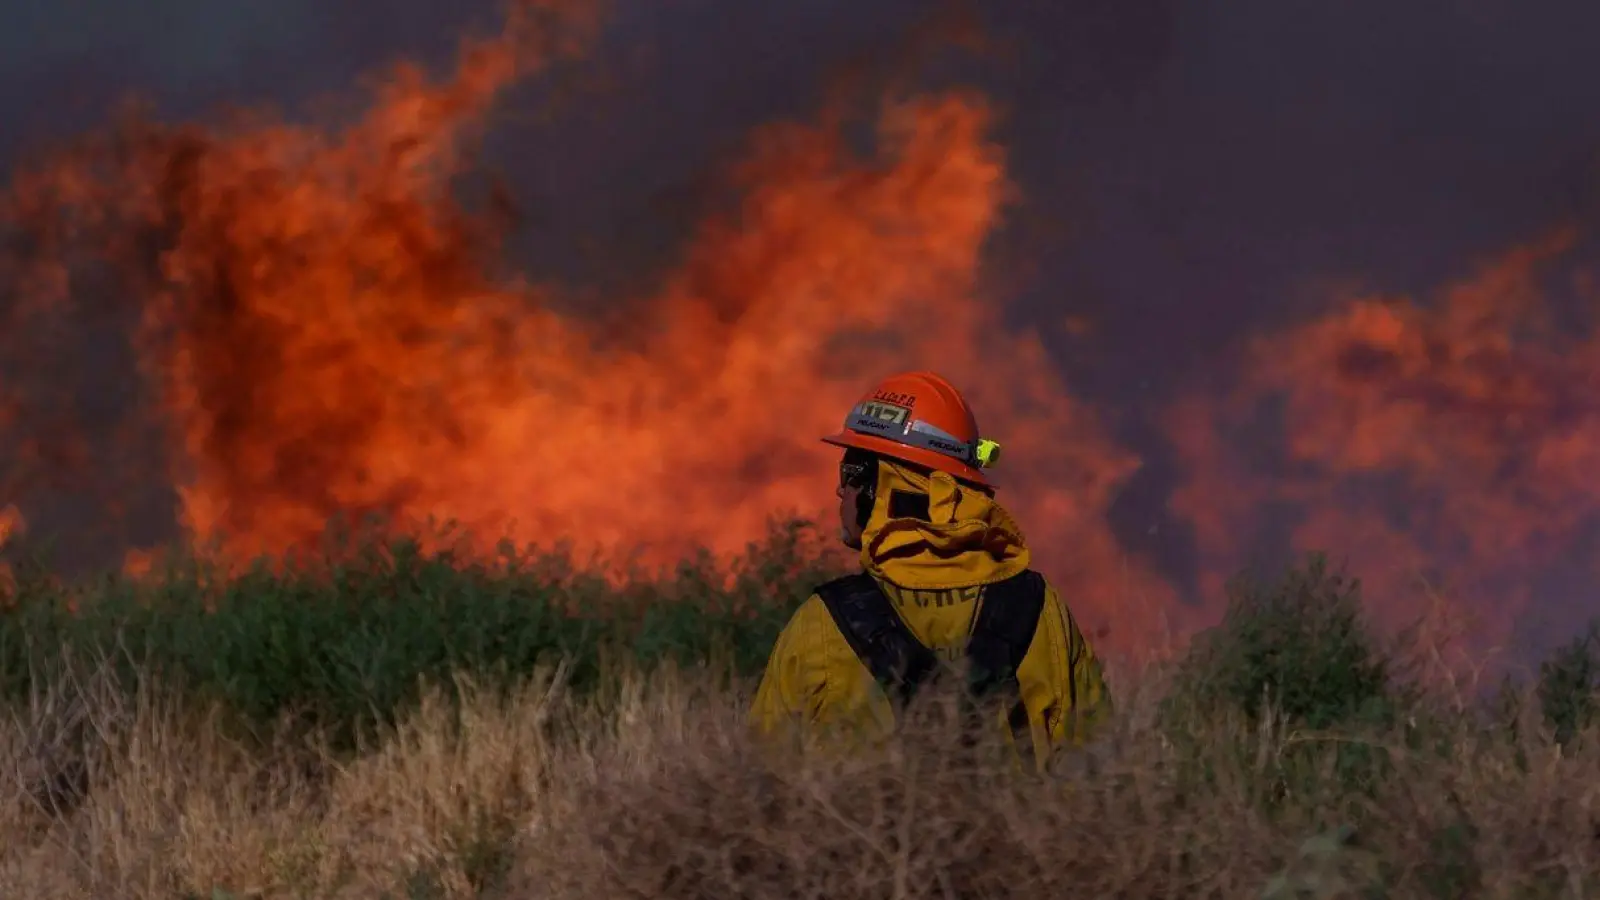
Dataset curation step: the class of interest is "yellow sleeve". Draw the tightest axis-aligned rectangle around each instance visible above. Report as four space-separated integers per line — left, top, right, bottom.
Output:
748 594 894 746
1015 581 1112 757
749 595 832 741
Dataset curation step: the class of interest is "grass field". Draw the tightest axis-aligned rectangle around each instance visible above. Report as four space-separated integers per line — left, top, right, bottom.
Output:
2 520 1598 899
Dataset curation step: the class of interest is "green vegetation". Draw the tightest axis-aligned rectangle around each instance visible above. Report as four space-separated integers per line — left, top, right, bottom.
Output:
1537 621 1600 746
1172 554 1397 731
2 523 1598 898
0 520 844 750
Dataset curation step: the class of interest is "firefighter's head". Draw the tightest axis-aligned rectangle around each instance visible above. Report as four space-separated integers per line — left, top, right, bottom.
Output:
822 371 1001 549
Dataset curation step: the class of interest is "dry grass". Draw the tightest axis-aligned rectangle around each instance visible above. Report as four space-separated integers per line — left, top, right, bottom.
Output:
1 658 1597 900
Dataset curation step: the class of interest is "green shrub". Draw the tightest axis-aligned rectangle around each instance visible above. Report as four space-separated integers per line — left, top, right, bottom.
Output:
1159 554 1407 818
0 518 847 751
1171 553 1396 732
1536 620 1600 746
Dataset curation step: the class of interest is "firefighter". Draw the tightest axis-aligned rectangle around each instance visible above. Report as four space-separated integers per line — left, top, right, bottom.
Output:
749 370 1112 769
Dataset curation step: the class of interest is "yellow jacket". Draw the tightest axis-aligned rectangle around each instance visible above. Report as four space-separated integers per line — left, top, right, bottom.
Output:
749 458 1111 767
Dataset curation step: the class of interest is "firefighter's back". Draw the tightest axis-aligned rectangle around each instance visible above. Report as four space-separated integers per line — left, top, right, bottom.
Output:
749 459 1111 764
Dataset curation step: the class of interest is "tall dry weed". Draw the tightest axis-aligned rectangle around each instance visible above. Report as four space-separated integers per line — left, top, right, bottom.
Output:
1 659 1597 899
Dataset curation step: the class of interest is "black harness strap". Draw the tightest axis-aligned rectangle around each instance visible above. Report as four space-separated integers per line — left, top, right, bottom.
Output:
814 570 1048 756
965 570 1048 756
814 573 941 708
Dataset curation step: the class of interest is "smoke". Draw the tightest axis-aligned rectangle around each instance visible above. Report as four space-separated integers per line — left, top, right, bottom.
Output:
1169 230 1600 662
0 1 1180 650
4 1 1600 667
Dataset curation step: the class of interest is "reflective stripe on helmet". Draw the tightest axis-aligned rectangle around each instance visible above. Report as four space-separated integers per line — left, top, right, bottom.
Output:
842 401 979 466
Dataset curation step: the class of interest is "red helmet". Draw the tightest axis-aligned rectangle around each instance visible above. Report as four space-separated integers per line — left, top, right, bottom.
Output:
821 371 999 488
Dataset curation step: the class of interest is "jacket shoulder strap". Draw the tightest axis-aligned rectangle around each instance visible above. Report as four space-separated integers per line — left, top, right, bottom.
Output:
814 574 939 707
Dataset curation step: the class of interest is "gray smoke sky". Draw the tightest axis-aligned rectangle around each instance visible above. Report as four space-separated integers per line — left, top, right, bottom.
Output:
4 0 1600 654
6 1 1595 336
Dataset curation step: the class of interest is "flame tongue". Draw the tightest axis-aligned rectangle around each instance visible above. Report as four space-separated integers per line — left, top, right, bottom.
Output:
32 3 1593 667
1170 232 1599 657
2 0 1147 646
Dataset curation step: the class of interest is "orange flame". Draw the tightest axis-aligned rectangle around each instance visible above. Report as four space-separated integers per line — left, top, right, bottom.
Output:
1170 231 1600 660
31 3 1596 669
0 504 22 601
1 3 1165 650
